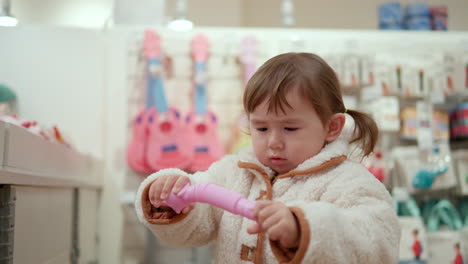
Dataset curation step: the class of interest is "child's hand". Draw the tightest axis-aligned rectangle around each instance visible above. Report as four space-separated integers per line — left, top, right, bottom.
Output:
148 174 193 214
247 201 300 249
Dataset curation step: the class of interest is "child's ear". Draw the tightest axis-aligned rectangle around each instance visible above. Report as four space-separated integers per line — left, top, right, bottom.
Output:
325 113 346 142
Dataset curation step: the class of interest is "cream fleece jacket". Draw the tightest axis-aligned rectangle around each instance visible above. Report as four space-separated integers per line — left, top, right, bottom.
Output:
135 115 401 263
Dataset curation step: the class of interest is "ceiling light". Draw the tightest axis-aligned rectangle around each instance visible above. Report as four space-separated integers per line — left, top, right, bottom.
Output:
281 0 295 27
168 18 193 31
0 0 17 27
0 15 17 26
168 0 193 31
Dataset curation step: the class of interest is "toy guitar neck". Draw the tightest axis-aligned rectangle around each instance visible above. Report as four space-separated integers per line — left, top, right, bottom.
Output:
185 34 224 172
192 34 209 116
143 29 167 113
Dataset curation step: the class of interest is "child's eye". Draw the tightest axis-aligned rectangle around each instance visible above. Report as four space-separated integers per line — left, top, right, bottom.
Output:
256 128 267 132
285 127 298 131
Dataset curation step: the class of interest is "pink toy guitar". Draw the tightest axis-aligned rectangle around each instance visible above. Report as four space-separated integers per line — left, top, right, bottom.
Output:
227 36 257 154
126 31 159 174
143 29 191 171
160 183 256 221
239 36 258 86
185 34 224 172
126 109 153 174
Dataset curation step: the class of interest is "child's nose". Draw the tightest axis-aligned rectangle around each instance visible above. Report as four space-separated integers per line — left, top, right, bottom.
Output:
268 132 284 150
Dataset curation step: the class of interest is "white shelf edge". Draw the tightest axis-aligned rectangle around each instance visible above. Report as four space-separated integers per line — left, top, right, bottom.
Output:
0 165 101 189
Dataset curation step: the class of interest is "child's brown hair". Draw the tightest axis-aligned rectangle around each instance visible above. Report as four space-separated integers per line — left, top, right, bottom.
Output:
243 52 378 156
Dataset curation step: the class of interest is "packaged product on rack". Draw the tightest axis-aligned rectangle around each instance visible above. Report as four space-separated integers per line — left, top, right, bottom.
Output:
359 54 375 85
405 3 431 31
378 2 404 30
429 6 448 31
341 54 360 87
453 150 468 195
400 107 449 141
374 59 393 95
402 61 429 98
450 103 468 139
321 53 343 84
422 200 467 264
364 96 400 132
458 199 468 228
392 145 457 193
393 189 428 263
412 146 451 189
363 151 387 183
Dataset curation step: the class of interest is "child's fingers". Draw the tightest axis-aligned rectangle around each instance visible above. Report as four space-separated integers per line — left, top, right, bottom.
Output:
149 179 164 206
181 203 195 214
259 213 282 232
247 223 261 234
266 222 284 242
173 176 190 194
160 176 179 200
255 203 277 223
253 201 273 219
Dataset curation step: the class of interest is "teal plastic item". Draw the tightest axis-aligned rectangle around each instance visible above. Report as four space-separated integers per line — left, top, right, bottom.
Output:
0 84 16 102
422 199 438 225
457 199 468 227
425 200 463 232
412 147 449 189
396 198 421 217
412 167 448 188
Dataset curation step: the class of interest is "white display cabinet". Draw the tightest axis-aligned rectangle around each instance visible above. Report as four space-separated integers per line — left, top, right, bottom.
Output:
0 121 102 264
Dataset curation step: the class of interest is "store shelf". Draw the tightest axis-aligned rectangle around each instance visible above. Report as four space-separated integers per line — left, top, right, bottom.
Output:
341 83 371 95
0 121 102 188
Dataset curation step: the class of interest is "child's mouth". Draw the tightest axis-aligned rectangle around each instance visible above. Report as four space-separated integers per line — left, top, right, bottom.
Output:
270 157 286 164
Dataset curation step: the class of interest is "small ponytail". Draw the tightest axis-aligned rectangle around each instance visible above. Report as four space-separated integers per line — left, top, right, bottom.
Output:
346 109 379 157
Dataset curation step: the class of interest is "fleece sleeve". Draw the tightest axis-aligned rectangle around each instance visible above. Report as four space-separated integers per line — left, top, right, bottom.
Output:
134 155 238 247
270 167 401 264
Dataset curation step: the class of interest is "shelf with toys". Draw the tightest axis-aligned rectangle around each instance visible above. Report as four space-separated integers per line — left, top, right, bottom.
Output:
0 119 102 263
0 119 102 188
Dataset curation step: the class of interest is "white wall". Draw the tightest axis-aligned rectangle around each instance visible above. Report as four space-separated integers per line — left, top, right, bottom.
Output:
0 25 106 158
12 0 113 28
0 25 125 264
165 0 243 27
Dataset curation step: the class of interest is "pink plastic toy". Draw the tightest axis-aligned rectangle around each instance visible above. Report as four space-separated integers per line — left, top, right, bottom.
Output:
240 35 257 85
146 107 192 170
160 184 256 221
126 109 153 173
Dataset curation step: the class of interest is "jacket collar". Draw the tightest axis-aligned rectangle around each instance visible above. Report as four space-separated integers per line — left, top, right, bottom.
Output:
237 113 356 180
237 139 348 181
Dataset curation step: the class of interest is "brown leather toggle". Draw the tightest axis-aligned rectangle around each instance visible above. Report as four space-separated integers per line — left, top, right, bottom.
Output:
241 244 257 262
255 190 267 201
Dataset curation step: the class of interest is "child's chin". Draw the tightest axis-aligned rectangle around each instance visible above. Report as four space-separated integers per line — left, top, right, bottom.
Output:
271 165 291 175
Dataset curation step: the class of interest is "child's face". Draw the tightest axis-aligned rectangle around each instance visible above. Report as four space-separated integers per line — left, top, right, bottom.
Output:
249 88 342 174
